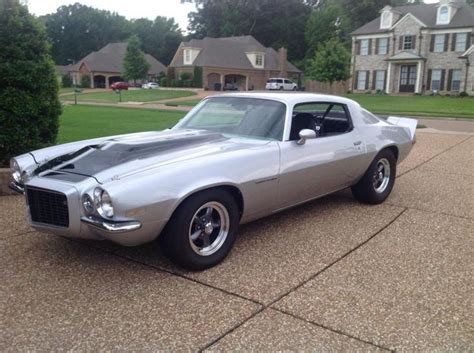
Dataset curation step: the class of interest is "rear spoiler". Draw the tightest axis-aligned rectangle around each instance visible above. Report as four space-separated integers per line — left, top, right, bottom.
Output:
386 116 417 140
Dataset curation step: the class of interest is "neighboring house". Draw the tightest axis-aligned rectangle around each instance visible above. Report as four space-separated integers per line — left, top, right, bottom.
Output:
168 35 301 90
351 0 474 95
64 43 166 88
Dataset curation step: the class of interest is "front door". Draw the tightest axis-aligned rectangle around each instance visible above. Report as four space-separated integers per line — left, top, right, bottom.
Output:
399 65 417 93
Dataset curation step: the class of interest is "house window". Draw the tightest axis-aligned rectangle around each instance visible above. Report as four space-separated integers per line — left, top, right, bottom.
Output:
451 70 462 91
381 11 392 29
437 6 449 25
378 38 388 55
184 49 192 65
403 36 414 50
357 71 367 90
431 69 442 91
375 70 385 91
360 39 369 55
434 35 445 53
455 33 467 52
255 54 263 67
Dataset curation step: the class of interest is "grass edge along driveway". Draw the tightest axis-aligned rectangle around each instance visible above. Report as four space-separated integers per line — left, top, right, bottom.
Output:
63 89 196 103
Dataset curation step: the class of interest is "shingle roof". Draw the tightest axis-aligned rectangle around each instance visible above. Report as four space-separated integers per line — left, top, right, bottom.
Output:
73 43 166 74
353 2 474 35
170 35 301 73
386 52 425 60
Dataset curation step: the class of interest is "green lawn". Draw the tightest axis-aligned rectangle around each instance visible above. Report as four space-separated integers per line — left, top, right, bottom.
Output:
346 94 474 119
65 89 196 103
165 98 203 107
59 87 75 95
58 105 186 144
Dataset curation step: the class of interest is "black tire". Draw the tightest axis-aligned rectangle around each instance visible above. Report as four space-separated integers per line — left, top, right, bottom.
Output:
160 189 239 271
279 86 284 90
351 149 396 205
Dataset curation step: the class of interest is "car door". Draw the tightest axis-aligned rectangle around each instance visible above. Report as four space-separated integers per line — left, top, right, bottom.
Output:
277 102 367 209
284 79 293 90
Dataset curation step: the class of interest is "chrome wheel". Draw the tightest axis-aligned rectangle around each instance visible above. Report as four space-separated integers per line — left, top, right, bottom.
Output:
373 158 391 194
188 201 230 256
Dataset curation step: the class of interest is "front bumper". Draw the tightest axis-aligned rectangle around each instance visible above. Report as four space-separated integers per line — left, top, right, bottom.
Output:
81 216 142 233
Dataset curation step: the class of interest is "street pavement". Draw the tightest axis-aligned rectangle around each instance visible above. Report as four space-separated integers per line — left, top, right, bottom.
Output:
1 131 473 351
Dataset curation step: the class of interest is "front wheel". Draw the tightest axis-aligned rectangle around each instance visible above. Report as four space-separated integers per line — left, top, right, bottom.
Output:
351 149 396 204
161 189 239 270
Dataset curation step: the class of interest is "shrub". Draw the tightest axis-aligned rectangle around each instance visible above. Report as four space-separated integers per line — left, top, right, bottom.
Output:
167 67 175 84
193 66 203 88
80 75 91 88
0 0 62 166
182 80 193 87
459 91 468 98
160 77 168 87
171 79 181 87
180 72 192 81
61 74 72 88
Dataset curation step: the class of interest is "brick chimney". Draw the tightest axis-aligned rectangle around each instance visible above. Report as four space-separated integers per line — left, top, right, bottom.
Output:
278 47 288 78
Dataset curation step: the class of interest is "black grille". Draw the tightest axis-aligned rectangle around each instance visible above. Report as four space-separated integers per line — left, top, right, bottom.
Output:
27 187 69 227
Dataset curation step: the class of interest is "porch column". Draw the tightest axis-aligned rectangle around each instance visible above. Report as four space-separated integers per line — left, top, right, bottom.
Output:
245 76 249 91
415 61 422 94
105 75 110 89
90 73 94 88
386 62 392 94
220 74 224 91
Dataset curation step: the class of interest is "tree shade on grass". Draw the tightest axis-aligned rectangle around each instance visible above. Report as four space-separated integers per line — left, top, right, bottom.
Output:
58 105 186 144
66 89 197 103
0 0 62 166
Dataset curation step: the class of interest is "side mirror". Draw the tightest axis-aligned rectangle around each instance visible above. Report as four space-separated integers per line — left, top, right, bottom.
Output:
297 129 316 145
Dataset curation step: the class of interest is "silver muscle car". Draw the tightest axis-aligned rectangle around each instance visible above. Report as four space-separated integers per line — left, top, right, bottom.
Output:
10 93 417 270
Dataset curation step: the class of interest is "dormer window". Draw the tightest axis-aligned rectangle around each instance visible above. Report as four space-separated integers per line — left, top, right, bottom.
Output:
255 54 263 67
246 52 265 69
437 5 450 24
381 11 392 29
184 49 191 65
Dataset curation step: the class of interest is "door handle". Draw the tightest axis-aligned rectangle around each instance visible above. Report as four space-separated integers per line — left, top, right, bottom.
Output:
353 141 362 146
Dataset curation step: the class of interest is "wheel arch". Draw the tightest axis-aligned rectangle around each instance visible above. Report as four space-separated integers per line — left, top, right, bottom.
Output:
382 144 399 162
169 184 245 223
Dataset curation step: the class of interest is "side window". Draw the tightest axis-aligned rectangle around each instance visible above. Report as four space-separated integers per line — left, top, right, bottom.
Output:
290 102 352 140
277 79 283 83
284 79 291 84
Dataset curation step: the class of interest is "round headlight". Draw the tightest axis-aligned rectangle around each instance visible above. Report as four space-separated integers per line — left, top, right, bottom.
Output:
93 187 114 218
10 159 21 184
82 194 95 214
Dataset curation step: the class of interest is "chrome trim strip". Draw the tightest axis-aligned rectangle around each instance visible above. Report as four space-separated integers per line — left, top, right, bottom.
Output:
81 216 142 233
9 181 25 194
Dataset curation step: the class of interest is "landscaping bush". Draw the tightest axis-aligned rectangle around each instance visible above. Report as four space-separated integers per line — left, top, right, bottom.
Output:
171 79 181 87
180 72 192 81
80 75 91 88
160 77 168 87
459 91 468 98
193 66 203 88
182 80 193 87
61 74 73 88
167 67 175 85
0 0 61 166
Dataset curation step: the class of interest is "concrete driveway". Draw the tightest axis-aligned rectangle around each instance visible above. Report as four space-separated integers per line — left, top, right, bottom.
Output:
1 131 473 351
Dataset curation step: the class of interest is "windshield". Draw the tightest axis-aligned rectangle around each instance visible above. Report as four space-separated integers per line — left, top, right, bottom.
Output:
178 97 286 141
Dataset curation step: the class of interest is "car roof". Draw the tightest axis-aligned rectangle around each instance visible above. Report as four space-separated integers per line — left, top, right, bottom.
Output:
206 92 361 108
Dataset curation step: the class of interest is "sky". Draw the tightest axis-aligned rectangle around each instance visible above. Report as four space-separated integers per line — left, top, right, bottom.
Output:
25 0 197 32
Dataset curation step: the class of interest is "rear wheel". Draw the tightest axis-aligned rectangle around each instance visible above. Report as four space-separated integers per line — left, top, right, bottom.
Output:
351 149 396 204
161 189 239 270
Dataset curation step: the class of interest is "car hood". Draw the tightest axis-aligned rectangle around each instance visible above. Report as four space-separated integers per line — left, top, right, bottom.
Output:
33 129 269 184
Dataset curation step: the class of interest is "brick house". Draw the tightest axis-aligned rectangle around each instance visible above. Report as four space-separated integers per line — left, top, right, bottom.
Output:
351 0 474 95
67 43 166 88
168 35 301 90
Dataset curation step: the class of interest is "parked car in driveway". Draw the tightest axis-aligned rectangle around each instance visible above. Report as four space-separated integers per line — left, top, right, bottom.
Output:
111 82 130 90
223 83 239 91
10 93 416 270
266 78 298 91
142 82 160 89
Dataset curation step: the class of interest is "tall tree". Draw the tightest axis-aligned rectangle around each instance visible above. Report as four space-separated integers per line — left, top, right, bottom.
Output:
340 0 391 31
305 4 350 57
123 35 150 84
131 16 183 65
307 38 351 87
41 3 130 65
0 0 61 166
186 0 311 62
